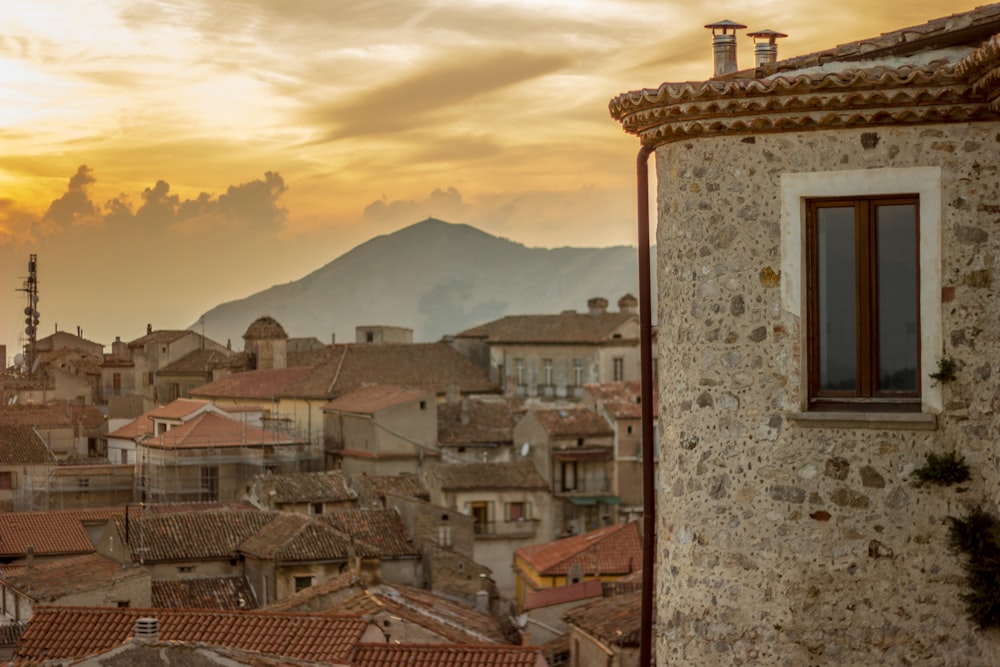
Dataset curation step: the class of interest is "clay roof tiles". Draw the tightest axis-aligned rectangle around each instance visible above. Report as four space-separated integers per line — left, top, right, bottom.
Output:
151 575 259 610
141 411 302 449
322 385 432 415
189 366 315 400
159 348 240 374
350 643 545 667
252 470 357 505
320 509 420 558
437 399 520 446
0 507 120 557
367 583 509 645
239 512 378 561
0 421 57 465
515 521 642 577
0 553 145 601
128 330 192 347
532 407 613 438
12 606 372 665
428 461 548 491
350 473 430 505
109 508 273 562
456 311 637 344
564 589 642 647
243 316 289 340
0 403 74 428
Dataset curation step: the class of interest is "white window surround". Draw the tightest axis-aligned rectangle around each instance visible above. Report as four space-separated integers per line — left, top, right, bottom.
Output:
780 167 942 423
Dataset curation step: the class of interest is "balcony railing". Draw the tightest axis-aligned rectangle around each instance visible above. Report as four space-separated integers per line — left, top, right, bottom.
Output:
473 518 538 539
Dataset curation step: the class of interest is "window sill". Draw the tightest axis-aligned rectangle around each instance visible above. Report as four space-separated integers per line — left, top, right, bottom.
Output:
787 411 937 431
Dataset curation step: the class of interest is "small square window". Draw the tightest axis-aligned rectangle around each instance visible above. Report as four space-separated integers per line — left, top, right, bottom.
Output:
294 576 313 592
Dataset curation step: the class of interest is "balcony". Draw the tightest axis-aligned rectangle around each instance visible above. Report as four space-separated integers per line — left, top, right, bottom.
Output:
473 518 539 540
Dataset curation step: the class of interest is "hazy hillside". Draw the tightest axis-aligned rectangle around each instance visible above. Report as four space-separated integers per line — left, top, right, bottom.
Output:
192 218 651 346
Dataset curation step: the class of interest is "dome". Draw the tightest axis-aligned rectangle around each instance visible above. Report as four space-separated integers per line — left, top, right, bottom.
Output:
243 316 288 341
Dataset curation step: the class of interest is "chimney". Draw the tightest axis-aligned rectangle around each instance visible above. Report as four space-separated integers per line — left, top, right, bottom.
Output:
617 294 638 315
705 20 747 77
587 297 609 316
135 617 159 640
748 29 787 67
475 573 490 613
146 323 152 335
26 545 34 571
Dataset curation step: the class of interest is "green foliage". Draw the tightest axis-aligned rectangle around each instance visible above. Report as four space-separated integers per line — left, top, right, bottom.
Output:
929 356 958 384
911 450 971 487
948 507 1000 628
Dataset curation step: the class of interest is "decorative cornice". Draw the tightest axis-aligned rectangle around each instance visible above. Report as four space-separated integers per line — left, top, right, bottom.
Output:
610 37 1000 146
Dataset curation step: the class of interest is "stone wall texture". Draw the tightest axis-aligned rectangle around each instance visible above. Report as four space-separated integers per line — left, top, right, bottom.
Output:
654 123 1000 665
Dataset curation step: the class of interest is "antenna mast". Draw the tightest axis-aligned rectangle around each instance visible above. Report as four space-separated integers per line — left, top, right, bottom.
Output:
15 254 40 375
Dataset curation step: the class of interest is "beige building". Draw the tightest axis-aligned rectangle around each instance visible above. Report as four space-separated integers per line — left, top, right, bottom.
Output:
245 470 358 514
452 296 641 401
609 5 1000 663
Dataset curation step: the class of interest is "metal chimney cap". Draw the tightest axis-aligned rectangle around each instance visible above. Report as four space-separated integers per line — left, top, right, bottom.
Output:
748 29 788 43
705 19 747 34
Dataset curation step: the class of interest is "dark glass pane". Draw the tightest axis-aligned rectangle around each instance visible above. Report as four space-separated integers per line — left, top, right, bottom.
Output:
817 207 856 392
876 204 918 392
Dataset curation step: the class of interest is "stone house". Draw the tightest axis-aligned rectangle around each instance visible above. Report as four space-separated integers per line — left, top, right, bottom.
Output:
349 472 431 508
155 347 245 403
244 470 358 514
101 327 229 411
436 396 522 463
512 521 642 610
452 296 641 400
608 5 1000 663
0 553 150 624
0 416 56 511
513 407 617 536
322 385 438 476
422 461 552 598
0 507 121 565
34 329 104 358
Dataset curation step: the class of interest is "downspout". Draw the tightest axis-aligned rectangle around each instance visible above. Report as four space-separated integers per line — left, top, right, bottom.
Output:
636 143 655 667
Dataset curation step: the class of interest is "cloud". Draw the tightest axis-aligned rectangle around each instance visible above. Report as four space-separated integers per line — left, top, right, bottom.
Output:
363 187 470 226
43 166 98 228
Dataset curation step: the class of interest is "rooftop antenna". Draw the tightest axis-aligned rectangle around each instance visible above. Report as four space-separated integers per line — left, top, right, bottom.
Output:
15 254 40 376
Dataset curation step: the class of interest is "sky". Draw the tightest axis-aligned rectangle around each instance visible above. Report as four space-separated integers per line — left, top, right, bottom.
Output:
0 0 972 360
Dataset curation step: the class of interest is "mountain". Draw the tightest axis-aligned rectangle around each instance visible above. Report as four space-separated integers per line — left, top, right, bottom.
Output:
192 218 650 347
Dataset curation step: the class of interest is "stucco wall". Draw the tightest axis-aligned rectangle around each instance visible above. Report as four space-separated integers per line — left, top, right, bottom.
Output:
654 123 1000 664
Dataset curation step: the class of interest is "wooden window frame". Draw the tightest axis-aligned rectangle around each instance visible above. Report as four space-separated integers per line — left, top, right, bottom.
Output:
805 195 921 411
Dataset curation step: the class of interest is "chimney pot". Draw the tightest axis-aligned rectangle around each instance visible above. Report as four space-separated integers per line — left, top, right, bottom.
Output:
748 29 788 67
135 617 159 639
705 19 747 77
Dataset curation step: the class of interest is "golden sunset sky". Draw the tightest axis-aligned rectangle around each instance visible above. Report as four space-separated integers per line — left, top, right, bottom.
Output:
0 0 976 359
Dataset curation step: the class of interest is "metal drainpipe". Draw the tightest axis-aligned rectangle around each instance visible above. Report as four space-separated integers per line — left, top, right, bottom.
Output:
636 143 655 667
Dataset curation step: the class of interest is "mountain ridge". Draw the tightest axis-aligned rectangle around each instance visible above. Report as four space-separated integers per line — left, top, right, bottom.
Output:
192 218 649 347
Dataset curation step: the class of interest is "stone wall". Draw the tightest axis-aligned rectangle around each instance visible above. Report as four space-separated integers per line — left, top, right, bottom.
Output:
654 123 1000 664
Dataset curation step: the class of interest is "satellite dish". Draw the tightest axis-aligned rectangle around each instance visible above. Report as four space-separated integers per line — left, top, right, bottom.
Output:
13 353 23 366
519 442 530 457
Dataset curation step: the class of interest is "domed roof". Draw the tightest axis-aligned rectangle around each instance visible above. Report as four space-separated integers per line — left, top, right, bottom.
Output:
243 316 288 340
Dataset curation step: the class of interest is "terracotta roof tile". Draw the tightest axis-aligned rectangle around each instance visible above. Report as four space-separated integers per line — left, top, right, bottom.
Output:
0 403 74 428
159 348 241 374
322 385 431 415
428 462 548 491
190 367 315 400
239 513 376 561
0 553 145 601
320 509 419 558
564 589 642 647
0 421 57 465
585 381 648 419
109 508 273 562
349 473 430 506
515 521 642 577
368 583 509 644
523 579 603 611
250 470 357 505
128 330 192 347
0 508 120 557
13 606 372 664
531 407 613 437
142 412 303 449
147 398 215 420
437 399 520 446
350 643 544 667
152 575 258 610
456 310 638 344
262 572 365 613
243 316 288 340
106 416 154 440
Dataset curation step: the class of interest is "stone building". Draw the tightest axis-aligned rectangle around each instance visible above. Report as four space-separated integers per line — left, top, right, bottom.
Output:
609 5 1000 664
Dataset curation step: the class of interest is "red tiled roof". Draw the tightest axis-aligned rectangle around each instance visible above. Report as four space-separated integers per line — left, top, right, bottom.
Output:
368 583 509 644
239 513 376 561
109 508 272 562
349 473 430 505
428 461 548 491
321 509 419 558
251 470 357 505
13 607 373 665
0 507 121 557
437 399 520 446
142 412 303 449
0 553 145 601
531 407 613 438
515 522 642 577
456 310 637 344
522 579 603 611
189 366 315 400
159 348 240 374
128 330 192 347
147 398 214 420
322 385 431 415
564 589 642 647
0 403 74 428
152 575 258 610
0 422 57 465
350 643 544 667
106 415 153 440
